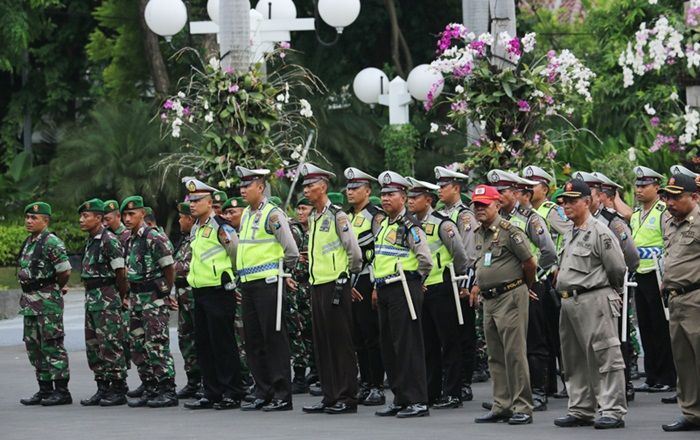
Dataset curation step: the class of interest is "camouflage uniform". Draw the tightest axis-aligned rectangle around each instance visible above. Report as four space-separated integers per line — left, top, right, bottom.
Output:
17 229 72 382
288 221 312 371
173 234 199 378
111 223 132 368
125 224 176 384
81 227 127 381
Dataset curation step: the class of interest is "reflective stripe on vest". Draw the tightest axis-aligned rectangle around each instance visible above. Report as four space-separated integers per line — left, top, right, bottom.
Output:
630 199 665 274
308 207 348 285
236 202 284 282
373 217 419 280
422 214 452 286
187 218 234 288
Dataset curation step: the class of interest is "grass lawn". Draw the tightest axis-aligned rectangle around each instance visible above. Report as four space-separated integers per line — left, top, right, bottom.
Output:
0 267 83 290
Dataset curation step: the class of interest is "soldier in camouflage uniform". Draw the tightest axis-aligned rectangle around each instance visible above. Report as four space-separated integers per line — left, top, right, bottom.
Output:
173 202 201 398
120 195 178 408
289 197 313 394
78 199 129 407
17 202 73 406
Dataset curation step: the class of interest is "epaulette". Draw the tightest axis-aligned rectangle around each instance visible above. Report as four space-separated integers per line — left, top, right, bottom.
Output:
402 213 421 229
366 203 384 218
599 209 616 223
655 202 666 212
328 204 341 216
430 210 449 221
499 219 511 230
517 205 534 218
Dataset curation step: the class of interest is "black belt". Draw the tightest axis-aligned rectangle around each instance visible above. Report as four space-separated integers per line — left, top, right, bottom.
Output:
84 278 116 290
20 278 57 293
558 286 608 299
663 282 700 297
130 280 157 293
174 278 190 289
481 279 524 299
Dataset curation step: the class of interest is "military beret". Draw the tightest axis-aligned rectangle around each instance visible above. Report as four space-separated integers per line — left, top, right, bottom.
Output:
369 195 382 206
269 196 282 206
24 202 52 216
177 202 191 215
120 195 145 213
328 192 345 205
78 198 105 214
212 191 228 204
144 207 154 216
295 197 312 207
103 199 120 213
551 188 565 202
222 197 248 210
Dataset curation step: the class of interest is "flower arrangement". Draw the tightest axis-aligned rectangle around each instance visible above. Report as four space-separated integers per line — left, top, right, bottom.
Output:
428 23 595 177
159 48 322 187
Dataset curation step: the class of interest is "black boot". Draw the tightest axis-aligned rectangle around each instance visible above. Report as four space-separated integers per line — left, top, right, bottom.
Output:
126 382 146 398
292 367 309 394
177 374 201 399
20 380 53 406
147 379 179 408
81 380 110 406
41 379 72 406
100 379 128 407
128 381 158 407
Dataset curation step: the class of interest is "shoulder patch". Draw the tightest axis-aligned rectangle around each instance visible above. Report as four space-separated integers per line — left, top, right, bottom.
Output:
338 215 349 232
444 224 456 238
656 201 666 212
531 216 545 235
410 226 421 243
511 232 524 244
270 213 282 230
553 205 567 221
499 219 511 230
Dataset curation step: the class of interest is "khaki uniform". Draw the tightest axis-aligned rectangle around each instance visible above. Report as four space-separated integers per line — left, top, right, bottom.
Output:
474 215 533 415
557 214 627 421
662 205 700 425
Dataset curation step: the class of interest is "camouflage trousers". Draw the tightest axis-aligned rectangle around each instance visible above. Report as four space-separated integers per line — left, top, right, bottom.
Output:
177 303 199 377
122 308 131 369
85 308 127 381
287 282 313 370
234 290 250 377
23 314 70 381
129 305 175 383
474 305 489 375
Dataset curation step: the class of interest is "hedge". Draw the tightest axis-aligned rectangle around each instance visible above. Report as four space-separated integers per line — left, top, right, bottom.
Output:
0 216 86 266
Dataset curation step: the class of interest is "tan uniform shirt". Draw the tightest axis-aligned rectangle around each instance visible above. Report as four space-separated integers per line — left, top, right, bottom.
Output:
474 215 533 290
662 204 700 290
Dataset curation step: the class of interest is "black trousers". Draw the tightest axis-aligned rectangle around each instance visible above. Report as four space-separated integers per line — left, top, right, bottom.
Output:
526 281 549 396
352 274 384 388
460 298 477 386
193 286 245 401
423 279 463 402
617 291 635 385
240 280 292 402
377 278 428 406
541 276 562 393
634 271 676 387
311 281 358 405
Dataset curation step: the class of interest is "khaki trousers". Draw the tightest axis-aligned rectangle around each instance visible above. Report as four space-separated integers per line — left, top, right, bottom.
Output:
669 289 700 425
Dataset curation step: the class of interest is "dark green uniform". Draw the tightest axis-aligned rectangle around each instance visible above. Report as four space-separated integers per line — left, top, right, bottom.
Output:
288 221 313 379
173 234 200 383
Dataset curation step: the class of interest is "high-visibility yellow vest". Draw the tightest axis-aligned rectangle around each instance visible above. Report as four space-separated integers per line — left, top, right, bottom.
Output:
421 212 453 286
373 215 420 281
308 205 348 285
187 216 234 288
535 200 565 251
507 209 539 260
630 199 665 274
349 205 378 267
236 201 284 282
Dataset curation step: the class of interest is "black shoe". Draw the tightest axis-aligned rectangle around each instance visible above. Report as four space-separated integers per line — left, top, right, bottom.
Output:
309 383 323 396
305 372 319 386
194 384 205 399
176 378 201 399
362 388 385 406
146 380 178 408
41 380 72 406
554 414 594 427
262 399 292 412
81 380 110 406
356 384 370 402
594 416 625 429
461 385 474 402
552 389 569 399
241 398 269 411
396 404 429 418
243 393 256 403
184 398 215 410
375 403 404 417
649 384 674 393
626 382 635 402
662 418 700 432
302 401 327 413
20 380 53 406
214 397 242 410
126 383 145 398
629 362 640 380
634 382 653 392
472 370 490 383
128 381 158 407
433 396 462 409
292 377 309 394
482 401 493 411
475 411 512 423
508 413 533 425
533 393 548 412
661 394 678 404
324 402 357 414
99 379 128 407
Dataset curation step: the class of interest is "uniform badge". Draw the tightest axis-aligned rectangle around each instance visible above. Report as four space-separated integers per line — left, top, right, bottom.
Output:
202 226 212 238
445 224 455 238
232 199 238 207
127 202 134 209
604 237 612 249
460 212 472 231
108 202 116 210
338 216 349 232
32 204 39 212
424 223 435 235
488 171 499 183
85 202 91 209
353 216 365 227
320 216 331 232
512 232 523 244
525 167 534 177
383 173 392 184
214 194 221 202
187 181 196 192
386 230 397 244
565 182 573 192
270 214 282 230
635 167 643 177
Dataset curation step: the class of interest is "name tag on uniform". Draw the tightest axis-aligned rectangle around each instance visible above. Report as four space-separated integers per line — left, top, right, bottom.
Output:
483 252 493 267
202 226 213 238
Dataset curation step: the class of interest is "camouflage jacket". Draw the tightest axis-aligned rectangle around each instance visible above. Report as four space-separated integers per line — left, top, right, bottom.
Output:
17 229 71 316
173 234 193 304
290 221 309 283
81 227 125 311
112 223 131 250
125 223 174 310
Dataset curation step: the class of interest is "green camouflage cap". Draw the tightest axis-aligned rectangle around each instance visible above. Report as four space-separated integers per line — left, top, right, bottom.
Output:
329 192 345 205
269 196 282 206
296 197 312 207
103 199 120 213
177 202 191 215
120 195 145 213
78 198 105 214
212 190 228 205
25 201 52 216
223 197 248 210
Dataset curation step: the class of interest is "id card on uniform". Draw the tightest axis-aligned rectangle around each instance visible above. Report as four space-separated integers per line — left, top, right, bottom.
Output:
483 252 493 267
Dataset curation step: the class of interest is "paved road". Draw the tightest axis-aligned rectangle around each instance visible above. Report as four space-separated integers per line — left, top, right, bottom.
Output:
0 294 694 440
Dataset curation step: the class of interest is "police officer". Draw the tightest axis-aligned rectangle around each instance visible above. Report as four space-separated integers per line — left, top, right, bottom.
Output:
553 179 627 430
470 184 536 425
372 171 432 418
658 174 700 432
121 195 178 408
172 202 201 400
434 166 479 400
407 177 469 409
670 164 700 184
235 166 299 411
78 199 129 407
300 163 363 415
345 167 386 406
18 202 72 406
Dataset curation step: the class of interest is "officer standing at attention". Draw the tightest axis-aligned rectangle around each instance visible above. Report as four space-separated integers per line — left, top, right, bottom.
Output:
78 199 129 407
300 163 363 415
344 167 386 407
615 166 676 394
17 202 73 406
407 177 469 409
221 197 248 231
469 185 536 425
372 171 433 419
553 179 627 430
212 190 228 216
172 202 201 400
235 166 299 412
658 174 700 432
121 195 178 408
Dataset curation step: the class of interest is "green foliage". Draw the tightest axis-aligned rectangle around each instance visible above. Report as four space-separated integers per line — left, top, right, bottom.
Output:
380 124 419 175
0 151 48 209
0 224 28 267
0 215 84 267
